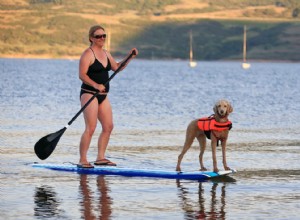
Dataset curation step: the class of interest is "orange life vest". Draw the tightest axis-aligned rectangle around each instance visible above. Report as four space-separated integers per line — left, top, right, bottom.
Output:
197 115 232 132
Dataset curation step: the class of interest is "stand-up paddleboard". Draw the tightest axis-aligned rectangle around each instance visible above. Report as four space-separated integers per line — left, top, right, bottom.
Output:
32 163 236 180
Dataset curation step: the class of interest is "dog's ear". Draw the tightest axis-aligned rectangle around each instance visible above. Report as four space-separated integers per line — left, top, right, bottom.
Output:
227 102 233 114
213 102 218 114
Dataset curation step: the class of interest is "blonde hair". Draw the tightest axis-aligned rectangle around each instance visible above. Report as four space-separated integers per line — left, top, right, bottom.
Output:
89 25 105 45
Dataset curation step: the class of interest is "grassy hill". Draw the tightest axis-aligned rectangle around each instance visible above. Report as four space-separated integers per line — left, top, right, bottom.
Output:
1 0 300 60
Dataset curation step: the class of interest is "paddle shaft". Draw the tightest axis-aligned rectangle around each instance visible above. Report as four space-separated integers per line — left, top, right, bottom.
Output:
67 51 136 126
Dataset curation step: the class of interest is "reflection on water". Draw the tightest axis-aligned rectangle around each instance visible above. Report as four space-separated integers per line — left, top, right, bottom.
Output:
34 186 61 218
177 177 236 220
79 175 112 220
96 176 113 219
34 176 113 220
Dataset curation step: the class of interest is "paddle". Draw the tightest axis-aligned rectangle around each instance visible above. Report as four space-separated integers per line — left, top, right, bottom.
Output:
34 50 136 160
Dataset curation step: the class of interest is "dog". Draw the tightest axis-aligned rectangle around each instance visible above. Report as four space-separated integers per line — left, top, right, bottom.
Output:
176 99 233 172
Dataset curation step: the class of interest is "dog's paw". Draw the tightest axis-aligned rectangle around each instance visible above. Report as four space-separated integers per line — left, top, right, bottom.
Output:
224 166 231 171
176 167 181 172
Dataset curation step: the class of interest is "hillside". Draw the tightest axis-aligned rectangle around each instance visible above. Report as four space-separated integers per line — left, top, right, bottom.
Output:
1 0 300 60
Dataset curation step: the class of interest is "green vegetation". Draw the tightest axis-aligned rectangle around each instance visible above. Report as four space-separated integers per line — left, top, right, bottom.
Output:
0 0 300 60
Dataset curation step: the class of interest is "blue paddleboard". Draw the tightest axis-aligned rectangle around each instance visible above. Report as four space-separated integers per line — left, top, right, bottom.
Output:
32 163 236 180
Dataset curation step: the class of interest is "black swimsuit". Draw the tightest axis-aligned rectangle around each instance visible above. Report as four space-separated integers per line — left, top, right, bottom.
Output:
80 48 112 104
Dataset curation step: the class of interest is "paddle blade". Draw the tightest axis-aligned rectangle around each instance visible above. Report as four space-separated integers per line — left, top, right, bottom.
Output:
34 127 67 160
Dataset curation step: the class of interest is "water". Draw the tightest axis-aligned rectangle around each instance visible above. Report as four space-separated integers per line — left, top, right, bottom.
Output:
0 58 300 219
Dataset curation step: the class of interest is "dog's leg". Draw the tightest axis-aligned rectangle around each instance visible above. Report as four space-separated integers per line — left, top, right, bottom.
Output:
211 136 219 172
176 120 198 171
197 134 207 171
221 140 231 170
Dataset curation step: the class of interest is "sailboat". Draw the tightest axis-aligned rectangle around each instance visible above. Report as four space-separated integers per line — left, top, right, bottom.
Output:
106 27 111 51
189 31 197 68
242 25 251 69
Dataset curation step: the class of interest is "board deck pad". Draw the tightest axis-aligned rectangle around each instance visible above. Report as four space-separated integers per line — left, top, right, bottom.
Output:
32 163 236 180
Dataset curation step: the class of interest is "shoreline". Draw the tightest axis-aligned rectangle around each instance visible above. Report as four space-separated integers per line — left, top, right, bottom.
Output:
1 55 299 63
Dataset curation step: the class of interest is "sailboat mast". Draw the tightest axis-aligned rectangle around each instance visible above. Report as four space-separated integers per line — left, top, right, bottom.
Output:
189 31 193 61
106 27 111 51
243 25 247 62
242 25 251 69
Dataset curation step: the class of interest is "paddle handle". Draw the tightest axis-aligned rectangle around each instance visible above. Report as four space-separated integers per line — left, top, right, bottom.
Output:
67 50 136 126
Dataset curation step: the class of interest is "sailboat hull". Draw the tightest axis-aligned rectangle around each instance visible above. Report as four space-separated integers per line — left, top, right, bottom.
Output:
189 61 197 68
242 62 251 69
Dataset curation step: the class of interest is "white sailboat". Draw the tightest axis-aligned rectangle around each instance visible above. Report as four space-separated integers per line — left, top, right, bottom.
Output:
242 25 251 69
189 31 197 68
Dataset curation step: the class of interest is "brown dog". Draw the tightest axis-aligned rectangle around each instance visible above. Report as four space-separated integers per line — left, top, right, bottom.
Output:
176 100 233 172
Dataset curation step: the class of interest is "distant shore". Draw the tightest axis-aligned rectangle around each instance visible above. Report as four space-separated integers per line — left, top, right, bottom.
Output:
0 54 81 60
1 54 299 63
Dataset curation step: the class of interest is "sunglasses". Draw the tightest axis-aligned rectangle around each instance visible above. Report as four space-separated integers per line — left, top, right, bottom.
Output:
93 34 107 39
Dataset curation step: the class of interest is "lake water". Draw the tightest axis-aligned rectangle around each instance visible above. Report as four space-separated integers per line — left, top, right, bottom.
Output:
0 58 300 219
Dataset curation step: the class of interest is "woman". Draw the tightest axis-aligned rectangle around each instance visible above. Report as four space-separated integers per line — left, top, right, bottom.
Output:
78 25 138 168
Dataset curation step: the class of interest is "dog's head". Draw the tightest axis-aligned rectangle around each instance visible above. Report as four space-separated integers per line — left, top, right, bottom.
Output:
213 99 233 118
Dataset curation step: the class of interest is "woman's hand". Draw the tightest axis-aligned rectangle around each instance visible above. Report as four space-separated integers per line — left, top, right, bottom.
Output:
131 48 138 57
94 83 106 93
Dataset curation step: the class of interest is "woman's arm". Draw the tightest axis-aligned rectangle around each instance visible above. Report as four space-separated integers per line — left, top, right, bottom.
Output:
106 48 138 72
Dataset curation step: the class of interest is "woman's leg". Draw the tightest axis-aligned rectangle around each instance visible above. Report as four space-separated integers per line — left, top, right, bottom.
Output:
96 97 114 161
79 93 98 164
